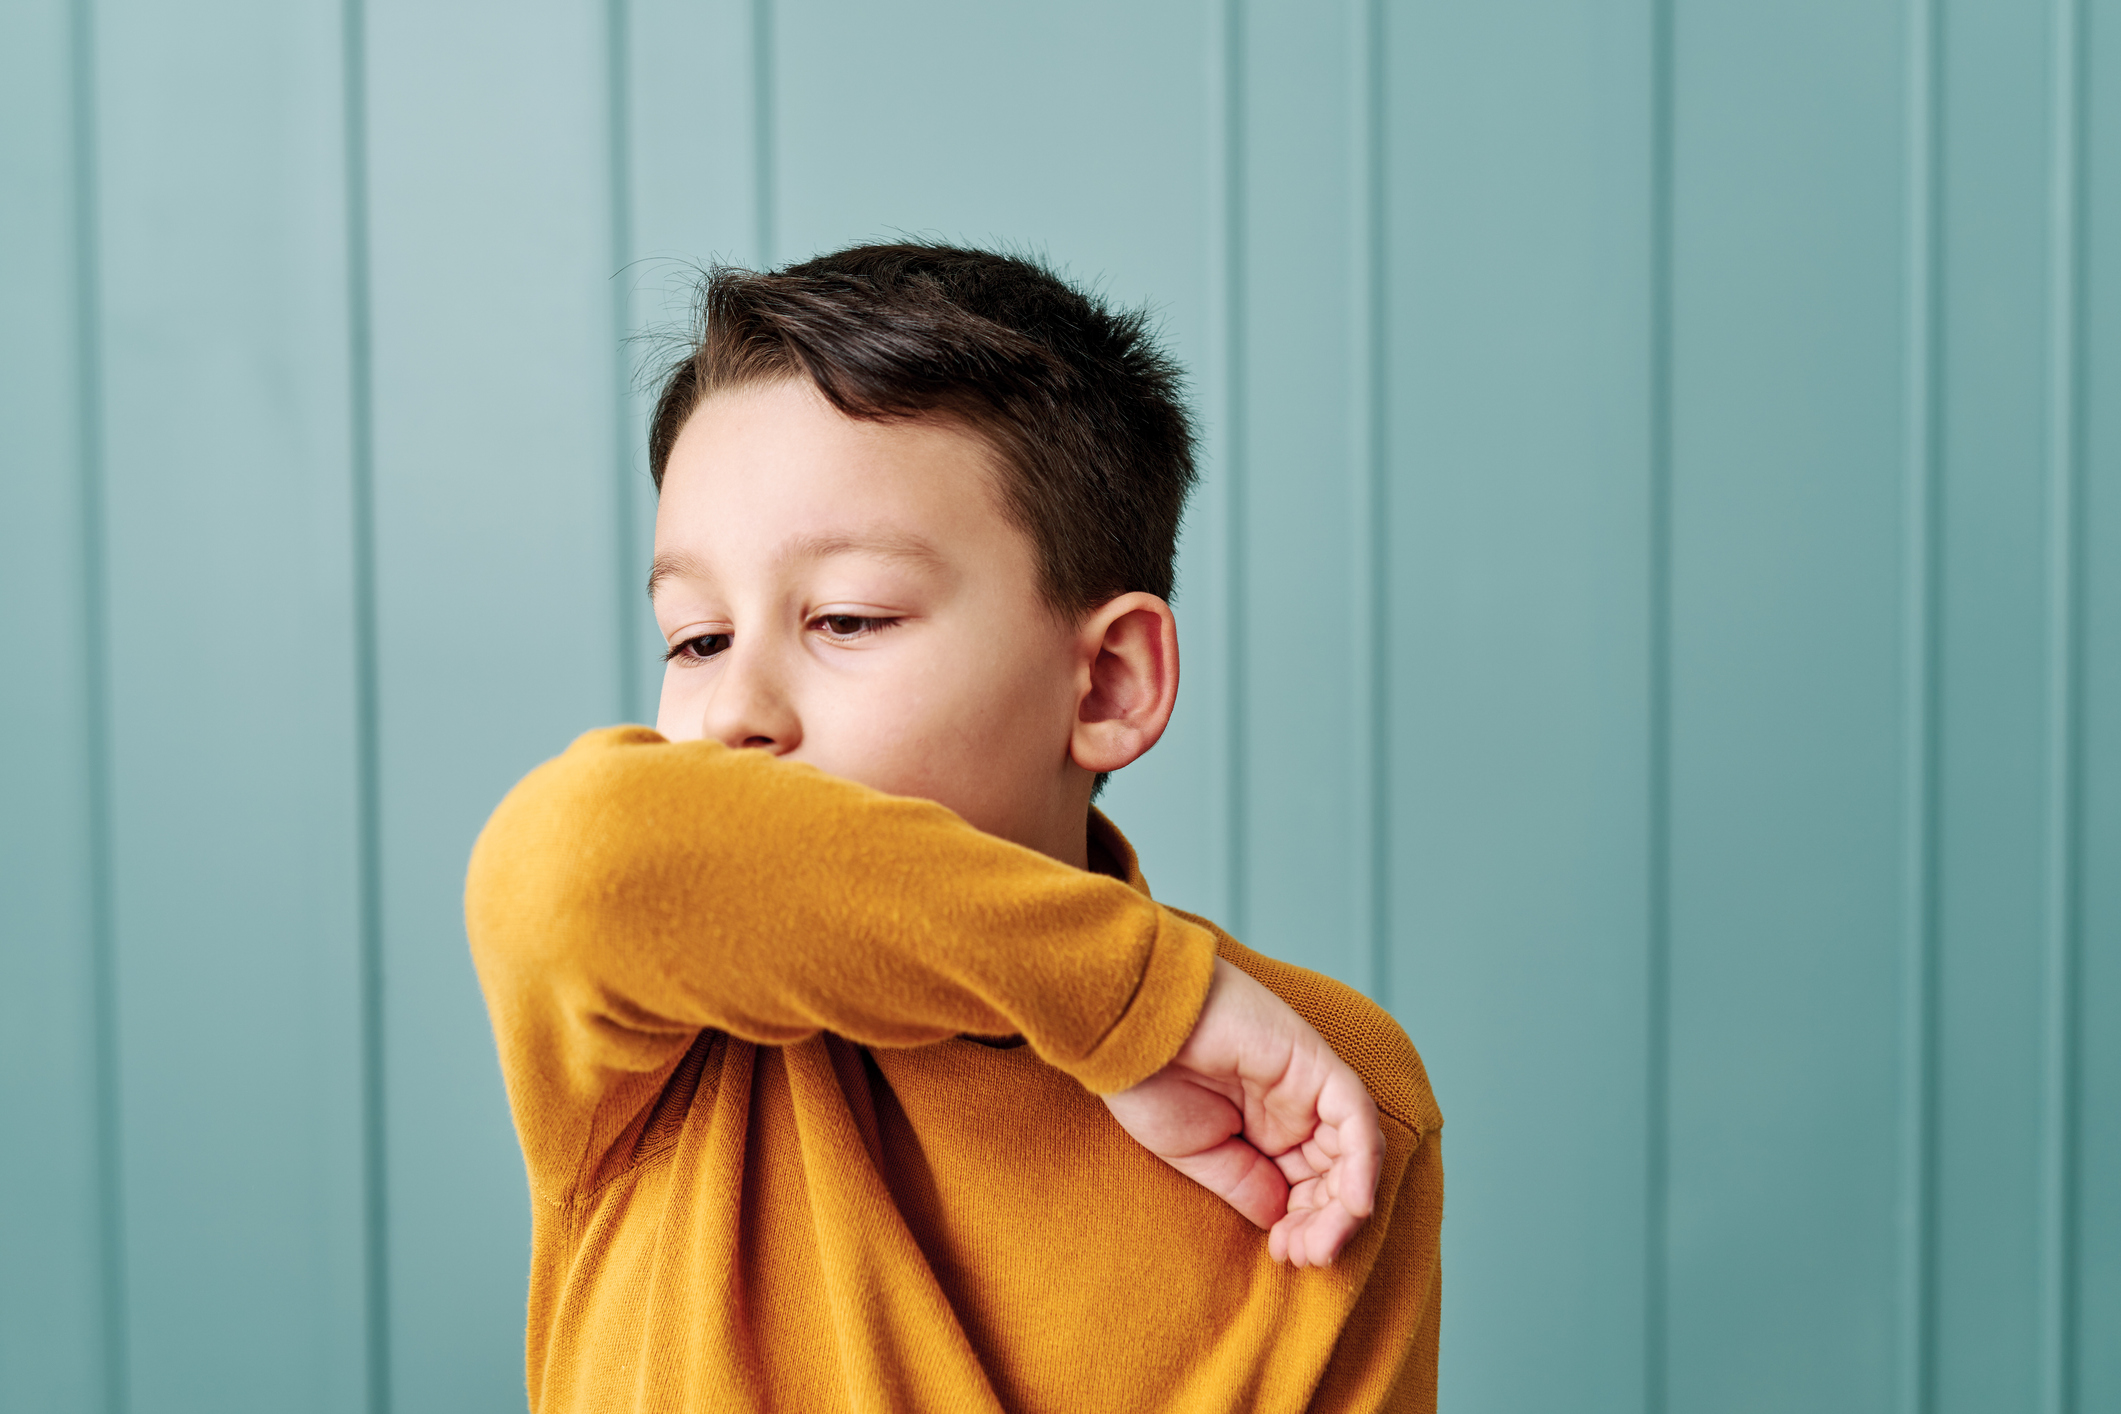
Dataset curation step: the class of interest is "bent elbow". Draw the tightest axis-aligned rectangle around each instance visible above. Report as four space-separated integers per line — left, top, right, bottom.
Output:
464 727 676 977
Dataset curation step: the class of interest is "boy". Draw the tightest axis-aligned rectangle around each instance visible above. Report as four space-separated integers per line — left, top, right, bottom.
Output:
466 243 1442 1412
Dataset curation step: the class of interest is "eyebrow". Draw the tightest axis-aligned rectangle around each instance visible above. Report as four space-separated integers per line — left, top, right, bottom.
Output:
646 549 709 600
644 533 948 599
775 531 948 571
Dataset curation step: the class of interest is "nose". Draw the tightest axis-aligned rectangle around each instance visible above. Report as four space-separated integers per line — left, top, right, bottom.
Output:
697 639 802 754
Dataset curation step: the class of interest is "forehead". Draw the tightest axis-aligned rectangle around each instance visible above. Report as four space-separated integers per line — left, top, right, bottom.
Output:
654 380 1018 564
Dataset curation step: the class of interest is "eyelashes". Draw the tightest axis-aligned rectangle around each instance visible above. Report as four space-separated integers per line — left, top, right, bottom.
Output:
662 615 902 665
814 614 896 641
662 633 731 664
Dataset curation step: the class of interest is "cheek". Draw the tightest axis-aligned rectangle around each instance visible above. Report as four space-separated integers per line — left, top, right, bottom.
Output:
784 675 934 796
913 631 1079 779
802 634 1072 797
653 663 704 740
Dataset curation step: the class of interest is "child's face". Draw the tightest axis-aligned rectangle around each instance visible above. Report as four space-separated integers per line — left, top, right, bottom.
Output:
651 379 1103 860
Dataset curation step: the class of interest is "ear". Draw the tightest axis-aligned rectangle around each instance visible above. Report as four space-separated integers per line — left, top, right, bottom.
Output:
1070 592 1181 775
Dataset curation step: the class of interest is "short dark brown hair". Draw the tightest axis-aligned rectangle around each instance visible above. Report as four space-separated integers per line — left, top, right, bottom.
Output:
646 242 1198 617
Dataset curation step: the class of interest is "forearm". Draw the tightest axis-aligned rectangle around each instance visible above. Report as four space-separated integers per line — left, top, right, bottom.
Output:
467 727 1214 1092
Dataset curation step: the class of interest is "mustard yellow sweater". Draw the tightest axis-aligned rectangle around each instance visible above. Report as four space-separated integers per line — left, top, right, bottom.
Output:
466 727 1443 1413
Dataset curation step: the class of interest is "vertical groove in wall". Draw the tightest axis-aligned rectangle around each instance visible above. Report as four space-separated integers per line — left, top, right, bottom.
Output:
1219 0 1248 938
68 2 126 1409
1897 0 1944 1408
340 0 389 1408
607 0 640 724
1643 0 1676 1408
1353 0 1388 1007
752 0 775 266
2037 0 2086 1406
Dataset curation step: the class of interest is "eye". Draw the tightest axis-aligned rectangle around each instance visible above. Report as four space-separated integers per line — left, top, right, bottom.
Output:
812 614 898 642
663 632 732 664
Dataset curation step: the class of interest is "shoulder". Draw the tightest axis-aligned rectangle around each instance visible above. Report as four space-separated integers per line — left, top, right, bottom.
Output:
1165 909 1442 1137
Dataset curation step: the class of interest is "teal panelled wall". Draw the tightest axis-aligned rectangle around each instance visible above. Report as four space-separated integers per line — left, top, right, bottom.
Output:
2 1 2115 1411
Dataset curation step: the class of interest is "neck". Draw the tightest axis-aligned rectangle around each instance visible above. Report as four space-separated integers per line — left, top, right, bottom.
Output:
1011 771 1097 871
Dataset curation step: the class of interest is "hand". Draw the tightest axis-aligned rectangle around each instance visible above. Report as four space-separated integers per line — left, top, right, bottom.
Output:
1101 957 1382 1267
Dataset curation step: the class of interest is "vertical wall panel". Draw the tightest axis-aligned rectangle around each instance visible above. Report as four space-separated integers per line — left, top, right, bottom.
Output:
4 3 2116 1408
768 0 1233 921
0 1 116 1409
2071 0 2120 1402
623 0 763 720
1930 0 2058 1406
91 1 372 1409
625 0 762 278
1233 0 1368 987
1664 1 1911 1407
1383 3 1656 1411
364 2 623 1409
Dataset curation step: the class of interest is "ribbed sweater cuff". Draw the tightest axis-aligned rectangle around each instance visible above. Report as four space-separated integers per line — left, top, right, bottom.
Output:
1063 910 1217 1095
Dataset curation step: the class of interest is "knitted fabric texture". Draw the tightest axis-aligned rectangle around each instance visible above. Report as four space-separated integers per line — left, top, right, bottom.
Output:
466 726 1444 1413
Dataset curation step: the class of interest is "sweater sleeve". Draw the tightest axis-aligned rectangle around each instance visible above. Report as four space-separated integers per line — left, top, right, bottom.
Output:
465 726 1217 1199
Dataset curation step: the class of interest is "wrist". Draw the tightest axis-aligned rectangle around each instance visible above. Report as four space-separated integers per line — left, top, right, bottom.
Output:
1067 910 1217 1094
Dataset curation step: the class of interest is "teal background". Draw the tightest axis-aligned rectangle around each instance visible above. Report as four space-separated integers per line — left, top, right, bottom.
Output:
2 0 2116 1410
